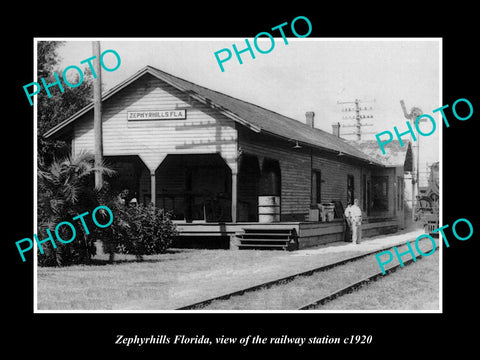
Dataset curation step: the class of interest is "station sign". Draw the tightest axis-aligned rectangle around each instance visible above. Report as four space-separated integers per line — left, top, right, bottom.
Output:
127 109 186 121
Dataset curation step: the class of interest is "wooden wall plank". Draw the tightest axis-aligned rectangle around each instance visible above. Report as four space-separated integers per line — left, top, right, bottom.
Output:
73 73 238 173
237 126 397 220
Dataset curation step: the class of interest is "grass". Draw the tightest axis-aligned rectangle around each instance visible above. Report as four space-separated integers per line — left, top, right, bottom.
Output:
198 239 439 311
37 248 290 310
36 228 434 311
318 250 440 310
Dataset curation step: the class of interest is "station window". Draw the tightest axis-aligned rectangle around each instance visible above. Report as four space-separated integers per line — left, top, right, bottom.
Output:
362 174 367 211
347 174 354 205
372 176 389 212
311 170 321 204
397 176 403 211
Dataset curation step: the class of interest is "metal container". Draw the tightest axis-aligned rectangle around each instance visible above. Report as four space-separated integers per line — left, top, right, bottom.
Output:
258 195 281 223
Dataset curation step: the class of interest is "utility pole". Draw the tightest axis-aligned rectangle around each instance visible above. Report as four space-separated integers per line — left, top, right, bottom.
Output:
93 41 103 189
337 98 375 140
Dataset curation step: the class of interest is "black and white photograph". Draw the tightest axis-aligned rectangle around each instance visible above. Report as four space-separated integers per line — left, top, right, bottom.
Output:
33 38 441 313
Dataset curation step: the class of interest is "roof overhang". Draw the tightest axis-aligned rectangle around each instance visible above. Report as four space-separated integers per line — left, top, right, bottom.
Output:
42 65 384 167
44 66 262 139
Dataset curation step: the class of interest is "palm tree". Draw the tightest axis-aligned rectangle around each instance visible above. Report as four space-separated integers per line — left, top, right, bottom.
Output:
37 151 115 266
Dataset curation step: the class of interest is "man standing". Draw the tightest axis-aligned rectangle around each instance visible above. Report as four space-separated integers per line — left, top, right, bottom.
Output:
350 199 362 244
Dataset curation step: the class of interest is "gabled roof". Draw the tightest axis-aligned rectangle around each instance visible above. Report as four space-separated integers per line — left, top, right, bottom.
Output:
349 140 413 170
44 65 383 166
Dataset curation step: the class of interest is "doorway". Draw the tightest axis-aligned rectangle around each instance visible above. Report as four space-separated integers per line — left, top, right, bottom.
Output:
155 154 232 222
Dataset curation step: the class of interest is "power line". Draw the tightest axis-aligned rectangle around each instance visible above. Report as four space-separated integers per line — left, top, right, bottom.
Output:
336 98 375 140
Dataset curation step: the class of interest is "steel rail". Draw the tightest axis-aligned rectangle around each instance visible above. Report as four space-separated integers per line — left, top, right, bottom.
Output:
297 245 437 310
176 241 430 310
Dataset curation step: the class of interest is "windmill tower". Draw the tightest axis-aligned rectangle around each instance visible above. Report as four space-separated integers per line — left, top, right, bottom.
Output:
400 100 424 221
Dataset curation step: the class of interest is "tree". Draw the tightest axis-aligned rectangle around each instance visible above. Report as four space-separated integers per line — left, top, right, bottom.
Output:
36 41 104 266
37 151 115 266
37 41 94 167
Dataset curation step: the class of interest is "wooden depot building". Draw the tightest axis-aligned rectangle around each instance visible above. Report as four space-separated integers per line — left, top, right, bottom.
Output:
44 66 413 250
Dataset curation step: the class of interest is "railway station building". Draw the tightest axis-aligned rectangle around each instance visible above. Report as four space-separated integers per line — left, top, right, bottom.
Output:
44 65 413 250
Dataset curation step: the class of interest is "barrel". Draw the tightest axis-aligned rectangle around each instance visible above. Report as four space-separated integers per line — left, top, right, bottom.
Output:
258 195 280 223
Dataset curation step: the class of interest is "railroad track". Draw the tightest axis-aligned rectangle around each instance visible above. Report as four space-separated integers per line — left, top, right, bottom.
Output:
176 240 438 310
297 245 437 310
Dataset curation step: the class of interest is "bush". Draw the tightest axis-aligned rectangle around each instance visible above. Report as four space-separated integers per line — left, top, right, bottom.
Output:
112 203 178 259
37 149 178 265
36 230 97 267
37 151 114 266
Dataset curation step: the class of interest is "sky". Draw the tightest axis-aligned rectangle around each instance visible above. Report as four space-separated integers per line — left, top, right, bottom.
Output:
51 38 441 180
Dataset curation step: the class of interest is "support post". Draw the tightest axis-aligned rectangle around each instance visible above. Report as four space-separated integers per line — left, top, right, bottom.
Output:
231 171 237 223
150 171 156 207
393 167 397 217
93 41 103 189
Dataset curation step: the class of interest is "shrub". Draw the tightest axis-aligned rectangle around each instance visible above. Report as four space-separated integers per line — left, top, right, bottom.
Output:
113 203 178 259
36 228 98 267
37 151 115 266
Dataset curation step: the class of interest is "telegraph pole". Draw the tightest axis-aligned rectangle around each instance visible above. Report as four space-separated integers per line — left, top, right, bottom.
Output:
93 41 103 189
337 98 375 140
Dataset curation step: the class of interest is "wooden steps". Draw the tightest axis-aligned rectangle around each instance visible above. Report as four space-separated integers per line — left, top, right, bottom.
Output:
233 228 298 251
